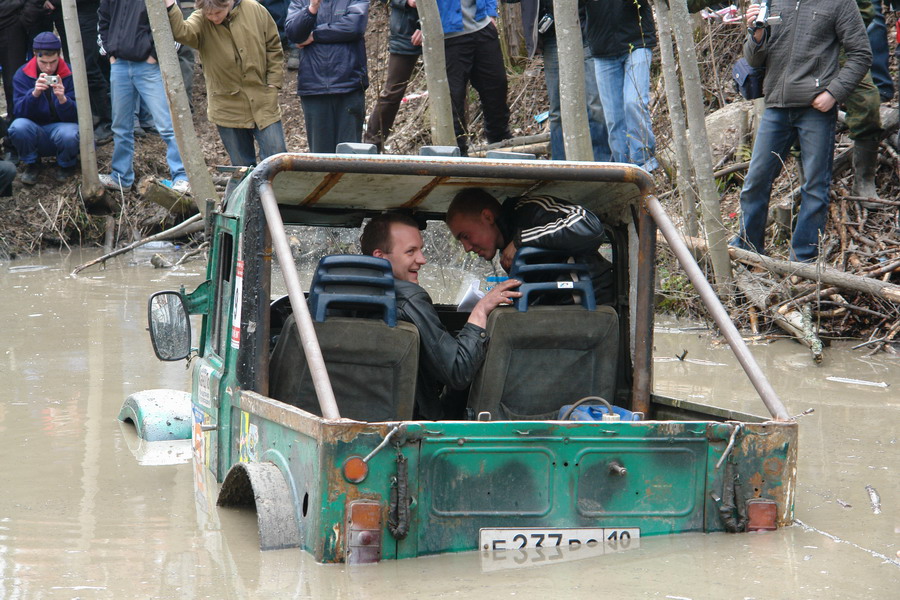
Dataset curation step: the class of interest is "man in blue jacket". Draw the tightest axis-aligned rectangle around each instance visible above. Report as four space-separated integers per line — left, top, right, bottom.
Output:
286 0 369 153
437 0 510 155
8 32 79 185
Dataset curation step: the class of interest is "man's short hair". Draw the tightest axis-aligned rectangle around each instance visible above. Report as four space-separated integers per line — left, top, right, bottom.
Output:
195 0 233 12
446 188 501 223
360 212 420 256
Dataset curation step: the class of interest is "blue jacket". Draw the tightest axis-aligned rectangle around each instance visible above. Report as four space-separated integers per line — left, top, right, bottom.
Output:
12 57 78 124
285 0 369 96
437 0 497 35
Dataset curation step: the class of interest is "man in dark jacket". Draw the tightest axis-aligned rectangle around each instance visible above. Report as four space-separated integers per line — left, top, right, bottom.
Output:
286 0 369 153
732 0 871 262
360 212 521 419
437 0 510 155
98 0 189 194
0 0 31 117
446 188 615 305
363 0 420 152
9 32 79 184
584 0 657 171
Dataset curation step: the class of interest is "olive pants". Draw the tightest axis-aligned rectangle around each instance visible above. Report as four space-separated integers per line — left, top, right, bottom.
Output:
844 68 884 141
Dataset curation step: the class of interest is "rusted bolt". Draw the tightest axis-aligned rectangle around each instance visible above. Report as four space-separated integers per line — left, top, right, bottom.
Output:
608 462 627 476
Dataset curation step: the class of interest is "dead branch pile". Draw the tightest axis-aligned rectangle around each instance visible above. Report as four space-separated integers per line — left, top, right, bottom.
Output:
653 14 900 355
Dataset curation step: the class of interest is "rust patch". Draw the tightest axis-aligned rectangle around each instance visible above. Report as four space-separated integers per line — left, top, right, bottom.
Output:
402 176 449 208
763 456 784 476
748 472 765 497
301 172 344 205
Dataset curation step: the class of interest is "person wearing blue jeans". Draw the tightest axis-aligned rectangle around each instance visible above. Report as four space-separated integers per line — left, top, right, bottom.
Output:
541 37 610 162
733 1 870 263
737 107 838 262
867 0 894 101
99 0 188 193
585 0 657 172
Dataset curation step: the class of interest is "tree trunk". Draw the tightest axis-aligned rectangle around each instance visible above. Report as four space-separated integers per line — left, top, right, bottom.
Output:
416 0 456 147
654 3 698 238
60 0 103 199
551 0 591 161
144 0 213 215
498 2 525 65
668 0 732 291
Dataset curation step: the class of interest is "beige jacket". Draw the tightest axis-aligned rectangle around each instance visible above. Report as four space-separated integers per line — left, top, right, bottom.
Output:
168 0 283 129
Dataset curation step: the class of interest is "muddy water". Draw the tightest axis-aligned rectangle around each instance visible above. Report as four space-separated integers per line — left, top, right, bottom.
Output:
1 253 897 599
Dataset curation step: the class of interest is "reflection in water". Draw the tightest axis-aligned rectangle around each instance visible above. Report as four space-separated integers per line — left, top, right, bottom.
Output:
0 255 896 599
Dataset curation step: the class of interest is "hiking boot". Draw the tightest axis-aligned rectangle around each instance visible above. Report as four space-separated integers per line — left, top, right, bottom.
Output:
94 122 113 146
172 179 191 195
54 165 77 183
99 173 132 193
20 163 40 185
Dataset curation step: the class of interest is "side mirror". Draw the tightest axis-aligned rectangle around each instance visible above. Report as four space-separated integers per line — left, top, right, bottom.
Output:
148 291 191 361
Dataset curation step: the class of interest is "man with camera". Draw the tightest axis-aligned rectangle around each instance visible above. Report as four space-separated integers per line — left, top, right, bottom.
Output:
732 0 871 263
8 31 80 185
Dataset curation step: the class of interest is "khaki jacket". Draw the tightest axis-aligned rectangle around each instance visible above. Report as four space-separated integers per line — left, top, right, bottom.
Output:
168 0 283 129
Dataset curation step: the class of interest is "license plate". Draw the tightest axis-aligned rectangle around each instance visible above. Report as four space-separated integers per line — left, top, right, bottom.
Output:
479 527 640 551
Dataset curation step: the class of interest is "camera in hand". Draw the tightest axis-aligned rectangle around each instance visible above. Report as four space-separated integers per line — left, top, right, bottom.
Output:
43 74 59 85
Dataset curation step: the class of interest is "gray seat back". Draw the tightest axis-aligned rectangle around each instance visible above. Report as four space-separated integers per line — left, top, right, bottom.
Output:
269 314 419 421
467 306 618 420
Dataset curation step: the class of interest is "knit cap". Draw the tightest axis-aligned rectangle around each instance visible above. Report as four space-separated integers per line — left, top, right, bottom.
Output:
33 32 62 52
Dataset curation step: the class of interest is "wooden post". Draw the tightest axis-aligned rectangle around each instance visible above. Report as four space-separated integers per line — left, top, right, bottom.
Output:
551 0 592 161
668 0 732 291
59 0 103 199
416 0 456 147
144 0 214 215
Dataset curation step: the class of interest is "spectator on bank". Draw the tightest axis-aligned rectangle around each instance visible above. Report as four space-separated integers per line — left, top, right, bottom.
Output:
363 0 421 152
521 0 610 161
166 0 286 166
98 0 190 194
22 0 114 145
732 1 870 263
9 32 79 184
437 0 510 155
867 0 894 101
585 0 658 172
0 0 32 119
286 0 369 153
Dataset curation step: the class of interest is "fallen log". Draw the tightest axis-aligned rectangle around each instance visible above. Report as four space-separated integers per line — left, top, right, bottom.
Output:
661 232 900 304
470 133 550 154
70 213 204 276
469 141 550 158
138 176 197 216
734 265 824 363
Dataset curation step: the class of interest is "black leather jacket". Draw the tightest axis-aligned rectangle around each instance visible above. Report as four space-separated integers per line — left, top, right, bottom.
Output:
395 280 487 420
386 0 420 56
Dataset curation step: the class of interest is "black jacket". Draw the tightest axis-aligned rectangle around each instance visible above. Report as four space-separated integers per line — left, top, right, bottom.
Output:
498 194 615 305
386 0 420 56
395 280 488 420
0 0 25 30
98 0 157 62
584 0 656 58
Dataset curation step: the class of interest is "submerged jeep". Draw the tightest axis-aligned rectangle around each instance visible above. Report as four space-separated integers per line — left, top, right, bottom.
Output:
123 151 797 563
